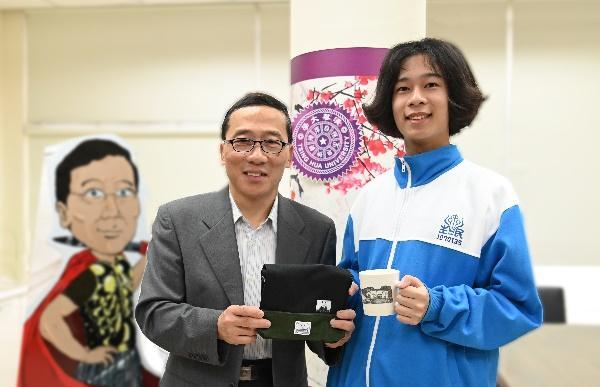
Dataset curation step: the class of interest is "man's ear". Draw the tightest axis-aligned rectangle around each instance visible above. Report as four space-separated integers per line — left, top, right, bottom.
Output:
219 142 226 165
285 144 294 168
56 201 71 229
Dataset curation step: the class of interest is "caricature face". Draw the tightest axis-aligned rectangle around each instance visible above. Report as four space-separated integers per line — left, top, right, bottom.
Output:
56 155 140 257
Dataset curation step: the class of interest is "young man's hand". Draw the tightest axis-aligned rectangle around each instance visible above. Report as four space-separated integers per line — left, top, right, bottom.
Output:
326 282 358 348
326 309 356 348
394 275 430 325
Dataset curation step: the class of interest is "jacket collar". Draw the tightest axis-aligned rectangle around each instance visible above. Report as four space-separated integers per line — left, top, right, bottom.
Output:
394 144 463 189
198 187 243 305
199 186 232 229
199 187 309 305
275 194 309 265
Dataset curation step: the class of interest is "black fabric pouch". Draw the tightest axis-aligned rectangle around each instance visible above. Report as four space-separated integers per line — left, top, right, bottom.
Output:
257 263 353 343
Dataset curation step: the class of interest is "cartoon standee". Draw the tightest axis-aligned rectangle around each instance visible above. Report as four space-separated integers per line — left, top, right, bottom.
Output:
18 139 158 387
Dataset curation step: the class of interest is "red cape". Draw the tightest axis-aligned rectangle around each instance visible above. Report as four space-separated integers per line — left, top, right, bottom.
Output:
18 247 158 387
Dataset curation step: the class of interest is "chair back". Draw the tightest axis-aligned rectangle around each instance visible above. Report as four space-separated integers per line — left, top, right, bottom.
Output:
538 286 566 323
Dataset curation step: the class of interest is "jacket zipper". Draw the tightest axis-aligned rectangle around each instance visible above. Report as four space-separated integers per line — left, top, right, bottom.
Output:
365 158 412 387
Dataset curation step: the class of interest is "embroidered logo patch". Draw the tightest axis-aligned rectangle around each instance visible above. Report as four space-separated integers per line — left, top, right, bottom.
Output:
316 299 332 313
294 321 311 336
437 214 464 245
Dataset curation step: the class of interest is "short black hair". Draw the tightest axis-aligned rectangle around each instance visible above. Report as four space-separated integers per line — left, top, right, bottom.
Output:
364 38 486 138
220 92 292 141
55 139 139 204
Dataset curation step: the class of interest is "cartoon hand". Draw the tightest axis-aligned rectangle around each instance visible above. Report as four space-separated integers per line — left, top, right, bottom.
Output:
81 345 118 365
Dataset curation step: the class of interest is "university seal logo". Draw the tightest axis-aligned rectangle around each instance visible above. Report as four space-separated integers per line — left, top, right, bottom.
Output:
292 101 361 181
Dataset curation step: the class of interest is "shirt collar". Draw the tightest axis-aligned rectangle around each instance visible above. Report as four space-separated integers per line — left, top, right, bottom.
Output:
229 190 278 232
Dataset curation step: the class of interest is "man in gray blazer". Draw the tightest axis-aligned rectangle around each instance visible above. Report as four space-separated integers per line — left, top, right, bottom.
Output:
135 92 356 387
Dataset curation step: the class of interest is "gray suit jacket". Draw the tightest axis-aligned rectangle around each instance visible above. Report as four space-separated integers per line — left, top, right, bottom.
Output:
135 187 338 387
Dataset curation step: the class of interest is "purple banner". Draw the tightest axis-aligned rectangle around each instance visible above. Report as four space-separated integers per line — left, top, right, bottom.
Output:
291 47 388 85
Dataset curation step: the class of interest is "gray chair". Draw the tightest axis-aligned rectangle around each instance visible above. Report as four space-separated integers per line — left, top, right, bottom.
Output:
537 286 566 323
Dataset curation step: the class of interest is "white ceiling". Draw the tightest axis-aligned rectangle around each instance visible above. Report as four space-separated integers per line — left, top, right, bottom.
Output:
0 0 287 10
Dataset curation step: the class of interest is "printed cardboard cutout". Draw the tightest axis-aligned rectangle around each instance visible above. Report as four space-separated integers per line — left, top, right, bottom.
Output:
18 136 163 387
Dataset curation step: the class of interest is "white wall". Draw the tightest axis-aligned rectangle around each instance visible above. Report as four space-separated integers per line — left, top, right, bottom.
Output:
511 2 600 266
0 11 26 283
0 13 5 281
428 1 507 174
24 3 290 245
0 11 27 387
27 5 281 123
1 6 290 385
1 0 598 284
428 0 600 267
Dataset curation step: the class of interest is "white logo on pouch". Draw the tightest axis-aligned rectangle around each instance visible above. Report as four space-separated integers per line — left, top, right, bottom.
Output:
316 299 332 313
294 321 311 336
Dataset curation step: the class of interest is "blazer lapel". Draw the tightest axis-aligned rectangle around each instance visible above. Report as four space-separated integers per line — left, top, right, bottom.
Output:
198 188 244 305
275 195 310 265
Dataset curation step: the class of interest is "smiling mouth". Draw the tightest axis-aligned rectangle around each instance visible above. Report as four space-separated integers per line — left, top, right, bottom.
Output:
98 229 122 239
245 172 267 177
406 113 431 122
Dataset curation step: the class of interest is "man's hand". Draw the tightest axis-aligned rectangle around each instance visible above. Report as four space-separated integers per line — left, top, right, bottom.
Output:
394 275 430 325
217 305 271 345
81 345 117 365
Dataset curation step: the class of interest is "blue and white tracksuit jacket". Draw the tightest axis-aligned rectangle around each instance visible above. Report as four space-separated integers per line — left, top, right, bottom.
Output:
327 144 542 387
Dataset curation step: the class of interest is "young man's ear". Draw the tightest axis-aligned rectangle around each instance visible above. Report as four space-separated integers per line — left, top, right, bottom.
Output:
56 202 71 229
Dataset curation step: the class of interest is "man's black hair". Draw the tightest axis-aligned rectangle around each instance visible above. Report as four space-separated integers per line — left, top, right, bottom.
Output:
364 38 486 138
220 92 292 141
55 139 139 204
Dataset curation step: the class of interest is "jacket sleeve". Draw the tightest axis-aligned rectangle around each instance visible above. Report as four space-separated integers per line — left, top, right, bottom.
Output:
338 216 361 309
135 204 230 366
420 205 543 350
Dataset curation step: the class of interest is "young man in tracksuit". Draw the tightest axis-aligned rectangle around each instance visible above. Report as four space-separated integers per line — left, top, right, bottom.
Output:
326 38 543 387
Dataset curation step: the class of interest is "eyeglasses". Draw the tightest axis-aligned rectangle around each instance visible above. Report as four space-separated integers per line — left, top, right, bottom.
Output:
224 138 289 155
69 187 138 205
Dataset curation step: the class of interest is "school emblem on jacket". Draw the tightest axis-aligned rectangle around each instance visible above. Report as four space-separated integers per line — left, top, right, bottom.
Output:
437 214 464 245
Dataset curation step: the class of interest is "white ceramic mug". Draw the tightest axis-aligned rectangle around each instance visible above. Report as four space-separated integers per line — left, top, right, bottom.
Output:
359 269 400 316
